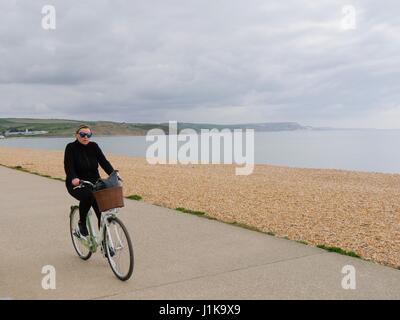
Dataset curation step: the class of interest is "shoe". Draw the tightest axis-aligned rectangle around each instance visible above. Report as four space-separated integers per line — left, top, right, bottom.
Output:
78 221 89 237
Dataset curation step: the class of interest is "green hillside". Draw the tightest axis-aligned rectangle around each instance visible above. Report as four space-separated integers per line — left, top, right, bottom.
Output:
0 118 169 137
0 118 309 137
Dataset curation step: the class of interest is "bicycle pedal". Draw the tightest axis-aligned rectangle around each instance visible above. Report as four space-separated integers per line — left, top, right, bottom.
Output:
74 228 88 241
109 247 116 257
102 245 115 258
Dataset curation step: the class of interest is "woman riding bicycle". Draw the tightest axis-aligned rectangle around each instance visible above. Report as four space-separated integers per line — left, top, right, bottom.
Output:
64 124 116 237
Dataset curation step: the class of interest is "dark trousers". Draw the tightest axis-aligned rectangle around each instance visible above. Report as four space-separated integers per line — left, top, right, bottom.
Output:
67 186 101 228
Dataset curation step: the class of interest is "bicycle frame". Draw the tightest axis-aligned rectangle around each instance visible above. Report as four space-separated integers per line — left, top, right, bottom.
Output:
76 207 120 255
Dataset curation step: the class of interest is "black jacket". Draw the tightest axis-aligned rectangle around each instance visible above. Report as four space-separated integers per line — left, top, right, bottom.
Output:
64 140 114 190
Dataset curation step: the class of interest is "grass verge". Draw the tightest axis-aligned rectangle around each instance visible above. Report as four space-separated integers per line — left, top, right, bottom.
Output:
176 207 207 217
0 163 65 182
317 244 361 258
296 240 309 245
126 194 143 201
175 207 277 235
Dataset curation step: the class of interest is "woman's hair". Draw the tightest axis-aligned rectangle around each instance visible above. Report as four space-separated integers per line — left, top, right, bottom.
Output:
75 124 91 134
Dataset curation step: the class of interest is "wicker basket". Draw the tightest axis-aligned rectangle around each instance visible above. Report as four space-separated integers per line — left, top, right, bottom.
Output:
93 186 124 212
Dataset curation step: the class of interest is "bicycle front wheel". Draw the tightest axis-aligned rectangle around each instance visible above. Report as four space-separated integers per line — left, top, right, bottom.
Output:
70 206 92 260
104 217 134 281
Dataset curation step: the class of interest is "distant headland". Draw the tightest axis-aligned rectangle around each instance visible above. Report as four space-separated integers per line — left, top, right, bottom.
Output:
0 118 316 137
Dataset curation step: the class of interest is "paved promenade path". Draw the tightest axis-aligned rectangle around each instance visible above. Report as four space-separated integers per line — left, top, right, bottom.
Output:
0 165 399 299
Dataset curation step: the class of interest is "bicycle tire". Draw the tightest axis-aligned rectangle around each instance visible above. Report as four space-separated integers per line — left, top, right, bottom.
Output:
69 206 92 260
104 217 134 281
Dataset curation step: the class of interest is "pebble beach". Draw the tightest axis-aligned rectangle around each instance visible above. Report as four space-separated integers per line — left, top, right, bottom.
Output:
1 145 399 268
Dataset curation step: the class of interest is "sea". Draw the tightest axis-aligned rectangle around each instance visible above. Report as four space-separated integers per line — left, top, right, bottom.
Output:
1 130 399 174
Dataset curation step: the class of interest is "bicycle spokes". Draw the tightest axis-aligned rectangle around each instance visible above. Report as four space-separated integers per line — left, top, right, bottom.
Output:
104 218 134 281
70 207 92 260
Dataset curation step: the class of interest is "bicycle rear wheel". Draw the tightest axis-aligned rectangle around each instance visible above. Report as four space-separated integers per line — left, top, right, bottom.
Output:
104 217 134 281
70 206 92 260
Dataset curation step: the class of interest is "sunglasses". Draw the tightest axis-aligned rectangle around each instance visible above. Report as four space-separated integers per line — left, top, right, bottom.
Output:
79 132 92 138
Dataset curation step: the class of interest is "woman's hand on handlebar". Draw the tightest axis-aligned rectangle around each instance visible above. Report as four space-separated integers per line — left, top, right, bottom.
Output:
72 178 80 187
72 179 94 190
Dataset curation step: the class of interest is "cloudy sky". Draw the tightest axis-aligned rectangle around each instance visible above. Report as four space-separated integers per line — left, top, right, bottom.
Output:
0 0 399 128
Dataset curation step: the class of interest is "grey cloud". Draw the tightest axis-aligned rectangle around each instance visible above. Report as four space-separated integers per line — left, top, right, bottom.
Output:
0 0 399 127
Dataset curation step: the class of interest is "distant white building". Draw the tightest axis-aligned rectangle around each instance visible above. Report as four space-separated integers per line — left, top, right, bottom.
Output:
4 129 48 136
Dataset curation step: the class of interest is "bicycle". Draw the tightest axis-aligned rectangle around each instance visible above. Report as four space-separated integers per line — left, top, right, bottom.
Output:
69 180 134 281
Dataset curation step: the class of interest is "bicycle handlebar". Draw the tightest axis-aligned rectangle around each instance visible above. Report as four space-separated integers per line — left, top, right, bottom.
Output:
73 180 94 190
72 172 123 190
